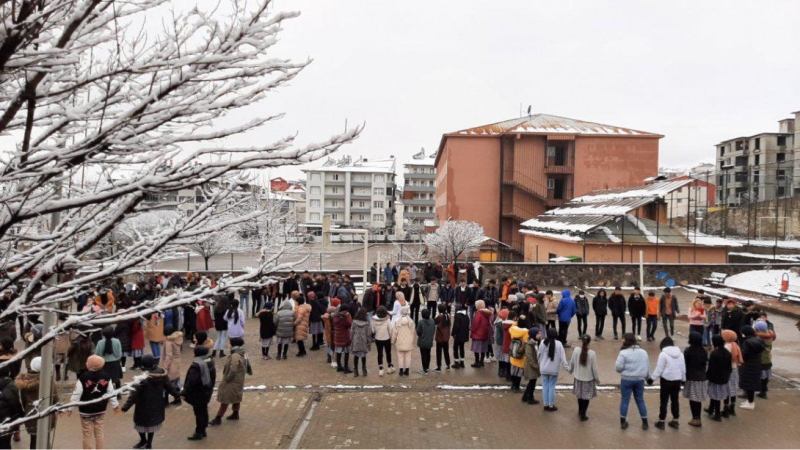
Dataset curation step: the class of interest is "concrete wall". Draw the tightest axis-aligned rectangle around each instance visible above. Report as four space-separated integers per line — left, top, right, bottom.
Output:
574 136 659 196
481 262 799 288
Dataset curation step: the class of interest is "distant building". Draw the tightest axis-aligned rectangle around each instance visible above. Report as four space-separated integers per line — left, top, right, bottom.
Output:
663 175 716 219
270 177 305 224
303 157 397 234
435 114 662 255
716 112 800 205
519 180 737 263
403 150 437 237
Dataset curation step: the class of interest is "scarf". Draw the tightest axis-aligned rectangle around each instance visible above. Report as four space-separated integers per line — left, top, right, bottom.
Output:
194 357 211 387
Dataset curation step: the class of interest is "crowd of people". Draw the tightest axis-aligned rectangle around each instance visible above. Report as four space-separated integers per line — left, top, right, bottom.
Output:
0 264 787 448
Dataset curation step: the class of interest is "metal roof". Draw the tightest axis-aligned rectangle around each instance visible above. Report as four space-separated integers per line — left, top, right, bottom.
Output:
521 215 617 234
450 114 662 138
570 179 693 204
545 197 655 216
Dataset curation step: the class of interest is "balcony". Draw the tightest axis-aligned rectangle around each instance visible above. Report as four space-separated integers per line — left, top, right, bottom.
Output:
325 179 345 186
350 179 372 187
544 165 574 174
324 207 345 214
405 211 435 219
404 172 436 180
325 192 345 199
403 198 435 206
405 185 436 193
350 207 370 213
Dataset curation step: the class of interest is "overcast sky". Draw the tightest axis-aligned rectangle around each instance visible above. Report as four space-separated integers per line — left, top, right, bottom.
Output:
254 0 800 182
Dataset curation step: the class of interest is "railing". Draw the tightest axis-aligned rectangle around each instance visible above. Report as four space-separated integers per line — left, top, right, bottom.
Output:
545 165 574 174
501 170 548 201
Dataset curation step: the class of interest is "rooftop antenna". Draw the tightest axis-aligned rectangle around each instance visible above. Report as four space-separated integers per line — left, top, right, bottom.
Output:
527 105 532 116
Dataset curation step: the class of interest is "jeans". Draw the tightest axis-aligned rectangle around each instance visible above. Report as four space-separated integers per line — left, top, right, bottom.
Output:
662 315 675 335
595 315 606 336
240 294 250 318
214 330 228 350
659 379 681 420
620 379 647 419
542 375 558 406
558 320 570 344
576 314 588 336
612 314 626 336
436 343 451 369
646 315 658 339
702 326 712 346
420 348 431 371
631 316 642 336
376 340 392 367
150 342 161 358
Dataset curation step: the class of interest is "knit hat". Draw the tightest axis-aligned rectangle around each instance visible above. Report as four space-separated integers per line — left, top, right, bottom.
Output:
754 321 768 332
741 325 755 337
264 301 274 310
721 329 738 343
331 298 341 307
141 354 157 370
194 346 210 357
307 292 316 300
86 355 105 371
724 299 737 307
29 357 42 373
498 309 509 320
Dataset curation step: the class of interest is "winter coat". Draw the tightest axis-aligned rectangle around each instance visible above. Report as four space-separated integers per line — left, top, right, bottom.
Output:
739 335 766 391
225 309 246 339
333 310 353 348
371 315 393 341
94 292 115 313
275 302 295 339
659 294 680 318
556 290 577 323
755 329 775 369
94 337 122 364
722 307 744 334
684 346 708 382
614 346 650 380
470 309 491 341
0 377 23 427
688 308 706 326
115 321 132 353
530 302 547 326
17 372 59 434
121 368 176 428
627 294 646 318
567 347 601 383
575 295 590 316
545 298 560 322
350 320 372 353
494 321 505 347
160 332 183 381
144 314 165 343
651 346 686 382
416 318 435 349
391 315 416 352
501 321 514 353
524 339 541 380
196 305 214 332
309 298 326 323
592 293 608 316
608 293 627 317
294 304 312 341
707 348 733 385
362 289 382 313
508 325 529 369
217 348 247 404
323 312 334 346
434 314 452 345
451 311 470 343
182 356 216 406
257 310 277 340
537 339 568 377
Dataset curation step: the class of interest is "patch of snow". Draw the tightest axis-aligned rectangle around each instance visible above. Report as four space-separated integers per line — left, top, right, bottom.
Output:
626 214 663 244
685 285 762 303
519 229 584 242
545 204 633 216
520 218 595 233
729 252 800 262
723 270 800 297
689 233 742 247
729 238 800 250
598 226 622 243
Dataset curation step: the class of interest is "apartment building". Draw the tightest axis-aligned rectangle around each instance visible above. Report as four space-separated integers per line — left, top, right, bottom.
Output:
716 112 800 206
403 156 437 234
303 157 397 233
270 177 306 224
435 114 662 254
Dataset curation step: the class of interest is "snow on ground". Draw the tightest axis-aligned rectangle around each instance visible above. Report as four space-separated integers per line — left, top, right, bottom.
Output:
730 252 800 262
723 270 800 297
730 238 800 250
684 285 763 303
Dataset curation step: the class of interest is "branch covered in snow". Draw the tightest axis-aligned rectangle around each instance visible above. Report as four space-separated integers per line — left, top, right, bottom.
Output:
424 220 484 262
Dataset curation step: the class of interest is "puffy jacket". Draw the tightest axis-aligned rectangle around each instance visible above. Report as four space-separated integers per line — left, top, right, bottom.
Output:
416 318 435 349
755 329 775 368
115 321 132 353
392 314 416 352
592 293 608 316
501 321 513 353
451 311 470 343
524 338 540 380
217 348 247 405
545 298 560 322
181 356 216 406
556 290 576 323
333 310 353 348
350 320 372 353
722 307 744 333
651 346 686 381
371 315 393 341
275 302 295 339
0 377 23 426
160 332 183 381
575 295 590 316
608 293 627 317
121 368 177 428
615 346 650 380
739 335 765 391
508 325 529 369
470 309 492 341
627 294 646 318
294 304 312 341
257 310 277 340
688 307 706 326
434 314 451 345
707 347 732 385
684 334 708 382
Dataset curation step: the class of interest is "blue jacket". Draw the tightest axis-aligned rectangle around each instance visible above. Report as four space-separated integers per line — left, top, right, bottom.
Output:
556 290 576 323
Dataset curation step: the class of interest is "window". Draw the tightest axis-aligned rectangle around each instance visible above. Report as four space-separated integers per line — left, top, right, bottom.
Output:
777 187 786 197
310 213 320 221
310 186 321 195
753 171 760 184
755 154 760 166
331 214 339 220
331 187 339 194
676 199 682 204
330 200 339 207
332 173 340 181
374 174 385 183
719 146 725 156
777 136 787 146
373 214 384 222
777 153 786 163
373 188 383 196
777 170 786 181
754 137 760 150
547 178 555 189
373 201 384 208
311 173 321 181
310 199 320 208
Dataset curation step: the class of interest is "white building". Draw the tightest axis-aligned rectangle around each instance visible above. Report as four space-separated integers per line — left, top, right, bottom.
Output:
303 157 397 234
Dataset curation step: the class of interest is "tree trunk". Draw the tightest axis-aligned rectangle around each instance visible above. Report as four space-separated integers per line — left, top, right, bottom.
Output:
204 256 210 270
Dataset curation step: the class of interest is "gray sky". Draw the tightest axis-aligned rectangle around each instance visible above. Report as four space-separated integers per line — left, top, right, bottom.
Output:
257 0 800 182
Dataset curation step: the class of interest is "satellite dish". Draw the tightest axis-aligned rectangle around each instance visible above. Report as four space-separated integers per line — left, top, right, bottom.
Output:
527 105 532 116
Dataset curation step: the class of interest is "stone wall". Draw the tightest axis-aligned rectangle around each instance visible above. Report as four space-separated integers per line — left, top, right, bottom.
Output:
481 262 800 288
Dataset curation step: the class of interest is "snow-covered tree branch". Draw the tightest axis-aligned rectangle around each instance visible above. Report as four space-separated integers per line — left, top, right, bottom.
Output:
0 0 359 365
424 220 484 262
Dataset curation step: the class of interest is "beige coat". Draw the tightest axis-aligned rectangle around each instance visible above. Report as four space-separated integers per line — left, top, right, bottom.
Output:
391 315 416 352
294 304 312 341
144 314 165 343
217 349 246 405
160 332 183 381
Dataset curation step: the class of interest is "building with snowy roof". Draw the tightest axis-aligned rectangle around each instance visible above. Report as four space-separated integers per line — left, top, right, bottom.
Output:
434 113 662 257
518 180 739 263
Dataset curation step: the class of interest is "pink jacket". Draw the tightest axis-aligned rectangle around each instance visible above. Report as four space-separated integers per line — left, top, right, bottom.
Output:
688 308 706 326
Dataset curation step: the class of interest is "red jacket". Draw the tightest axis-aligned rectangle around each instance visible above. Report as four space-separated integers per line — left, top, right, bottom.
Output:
130 318 145 350
502 321 513 354
470 310 491 341
333 310 353 348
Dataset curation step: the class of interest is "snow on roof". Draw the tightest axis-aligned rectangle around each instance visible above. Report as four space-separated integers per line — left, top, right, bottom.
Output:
688 233 743 247
571 179 693 204
519 228 584 242
545 198 653 216
304 158 396 174
451 114 662 138
520 217 601 233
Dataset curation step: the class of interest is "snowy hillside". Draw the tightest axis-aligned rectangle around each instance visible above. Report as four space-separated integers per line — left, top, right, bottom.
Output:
724 270 800 297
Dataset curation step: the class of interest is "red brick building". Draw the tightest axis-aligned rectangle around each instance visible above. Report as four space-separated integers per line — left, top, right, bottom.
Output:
434 114 662 255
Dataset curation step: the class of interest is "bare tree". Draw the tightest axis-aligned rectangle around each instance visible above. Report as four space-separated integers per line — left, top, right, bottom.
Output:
0 0 359 428
424 220 485 262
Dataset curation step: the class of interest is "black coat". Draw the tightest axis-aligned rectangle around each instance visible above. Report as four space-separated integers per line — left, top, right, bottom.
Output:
122 369 179 428
722 308 744 334
627 294 646 318
608 294 627 316
361 290 380 313
309 298 326 323
684 346 708 382
259 311 277 340
115 320 132 353
0 377 23 424
706 348 732 385
592 294 608 316
739 336 766 391
451 312 470 343
181 358 216 406
284 276 300 295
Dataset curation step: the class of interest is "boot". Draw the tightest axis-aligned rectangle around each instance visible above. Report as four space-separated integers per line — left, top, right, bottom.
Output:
655 421 665 430
187 433 204 441
354 361 360 378
727 403 736 416
343 354 353 374
641 418 649 430
620 418 628 430
336 353 344 372
668 420 680 429
211 350 217 358
688 418 702 427
712 411 722 422
219 351 226 358
327 354 332 364
758 379 768 399
226 411 239 420
209 416 222 426
362 357 368 376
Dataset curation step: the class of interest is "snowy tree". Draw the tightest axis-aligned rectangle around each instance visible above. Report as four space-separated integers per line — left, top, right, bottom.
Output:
0 0 359 429
424 220 485 262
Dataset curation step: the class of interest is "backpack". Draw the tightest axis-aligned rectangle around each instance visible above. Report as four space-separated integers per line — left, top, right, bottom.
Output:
510 337 525 359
